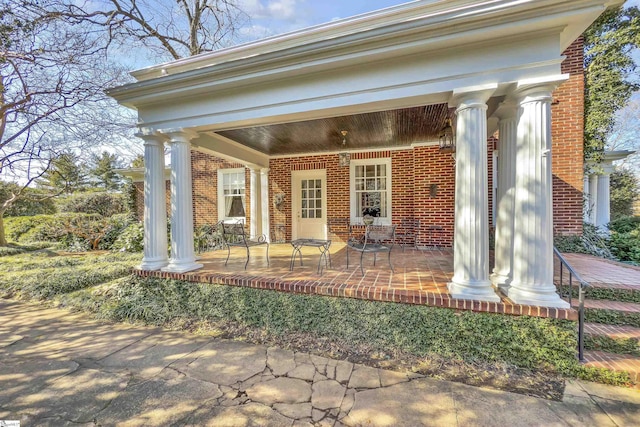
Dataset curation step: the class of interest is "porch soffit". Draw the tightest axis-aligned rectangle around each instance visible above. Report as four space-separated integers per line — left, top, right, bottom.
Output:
215 104 451 156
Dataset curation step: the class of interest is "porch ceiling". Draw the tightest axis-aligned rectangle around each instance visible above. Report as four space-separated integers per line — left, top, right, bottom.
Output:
215 104 451 156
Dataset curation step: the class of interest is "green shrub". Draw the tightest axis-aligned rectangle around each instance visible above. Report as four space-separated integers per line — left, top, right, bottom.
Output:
609 216 640 234
4 213 98 243
608 229 640 264
585 308 640 328
98 214 137 250
56 192 129 217
112 222 144 252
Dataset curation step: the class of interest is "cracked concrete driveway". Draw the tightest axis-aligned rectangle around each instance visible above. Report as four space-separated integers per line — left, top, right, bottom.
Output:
1 299 639 426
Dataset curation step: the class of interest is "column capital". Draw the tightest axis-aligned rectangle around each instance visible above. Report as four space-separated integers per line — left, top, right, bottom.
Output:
515 74 568 103
160 128 199 143
494 100 519 121
450 83 498 111
135 130 167 146
260 168 270 175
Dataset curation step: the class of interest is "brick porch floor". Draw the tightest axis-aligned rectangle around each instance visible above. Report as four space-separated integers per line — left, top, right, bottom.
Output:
136 243 577 320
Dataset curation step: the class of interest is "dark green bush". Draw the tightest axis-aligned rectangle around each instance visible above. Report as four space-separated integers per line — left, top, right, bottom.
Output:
609 216 640 234
608 229 640 264
56 192 129 217
4 213 99 243
98 214 137 250
112 221 144 252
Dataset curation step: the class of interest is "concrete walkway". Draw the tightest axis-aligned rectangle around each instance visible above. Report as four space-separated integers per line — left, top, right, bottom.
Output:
1 300 639 426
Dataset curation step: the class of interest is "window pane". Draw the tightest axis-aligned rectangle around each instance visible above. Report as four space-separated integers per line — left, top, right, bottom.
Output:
355 166 363 178
366 165 375 175
316 209 322 218
302 210 307 218
309 200 315 209
302 181 307 189
316 179 321 188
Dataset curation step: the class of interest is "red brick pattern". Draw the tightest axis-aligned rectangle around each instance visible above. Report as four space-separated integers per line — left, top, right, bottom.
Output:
191 151 246 227
580 299 640 314
584 323 640 341
561 253 640 290
583 350 640 387
551 37 585 236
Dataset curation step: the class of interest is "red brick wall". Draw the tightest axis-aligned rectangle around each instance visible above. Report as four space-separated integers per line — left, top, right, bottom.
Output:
190 150 246 228
551 37 584 235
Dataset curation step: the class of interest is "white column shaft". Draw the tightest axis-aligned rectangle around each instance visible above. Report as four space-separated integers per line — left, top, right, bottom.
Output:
596 173 611 229
448 87 500 302
583 175 590 223
250 168 259 238
589 174 599 224
162 130 203 273
139 136 168 270
491 107 517 290
261 168 270 242
509 86 569 308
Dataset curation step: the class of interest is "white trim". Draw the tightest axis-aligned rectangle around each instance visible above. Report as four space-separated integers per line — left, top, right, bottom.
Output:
217 168 247 222
350 158 392 226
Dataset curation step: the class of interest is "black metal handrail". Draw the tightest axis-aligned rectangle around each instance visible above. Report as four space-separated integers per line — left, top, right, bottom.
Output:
553 247 589 361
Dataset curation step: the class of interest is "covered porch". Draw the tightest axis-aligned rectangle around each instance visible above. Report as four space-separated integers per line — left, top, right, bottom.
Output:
108 0 621 309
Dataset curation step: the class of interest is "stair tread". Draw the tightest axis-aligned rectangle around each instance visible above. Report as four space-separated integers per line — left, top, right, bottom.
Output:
575 299 640 313
582 350 640 387
584 323 640 340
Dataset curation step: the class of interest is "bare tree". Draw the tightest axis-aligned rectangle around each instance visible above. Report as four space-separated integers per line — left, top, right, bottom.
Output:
51 0 249 61
0 1 131 245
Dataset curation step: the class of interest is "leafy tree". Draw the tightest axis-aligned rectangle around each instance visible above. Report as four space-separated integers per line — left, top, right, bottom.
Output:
0 181 56 217
131 154 144 168
584 6 640 162
91 151 122 191
38 153 88 194
610 167 639 220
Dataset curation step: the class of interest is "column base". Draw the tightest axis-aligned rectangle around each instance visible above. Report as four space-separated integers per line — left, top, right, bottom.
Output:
448 279 501 302
139 257 169 271
490 271 511 292
161 259 203 273
507 283 570 308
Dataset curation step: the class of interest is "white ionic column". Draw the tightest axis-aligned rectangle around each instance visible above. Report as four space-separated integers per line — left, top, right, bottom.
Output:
583 174 590 223
490 102 518 291
138 133 169 270
161 129 203 273
250 168 259 238
260 168 270 242
447 84 500 302
588 173 599 224
595 168 612 229
508 79 569 308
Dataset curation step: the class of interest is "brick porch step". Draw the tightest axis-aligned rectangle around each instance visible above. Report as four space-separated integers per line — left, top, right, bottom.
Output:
584 323 640 341
576 299 640 314
582 350 640 388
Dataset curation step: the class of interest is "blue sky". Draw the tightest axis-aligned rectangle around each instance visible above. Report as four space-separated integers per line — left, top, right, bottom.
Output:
240 0 639 42
239 0 412 41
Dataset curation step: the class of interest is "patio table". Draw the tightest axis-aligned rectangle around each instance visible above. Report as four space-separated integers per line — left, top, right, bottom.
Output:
289 239 332 274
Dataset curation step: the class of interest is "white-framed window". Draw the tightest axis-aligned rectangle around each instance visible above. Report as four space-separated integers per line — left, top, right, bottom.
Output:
217 168 246 222
350 158 392 225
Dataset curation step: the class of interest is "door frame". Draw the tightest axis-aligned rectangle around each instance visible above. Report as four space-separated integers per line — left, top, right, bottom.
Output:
291 169 327 240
